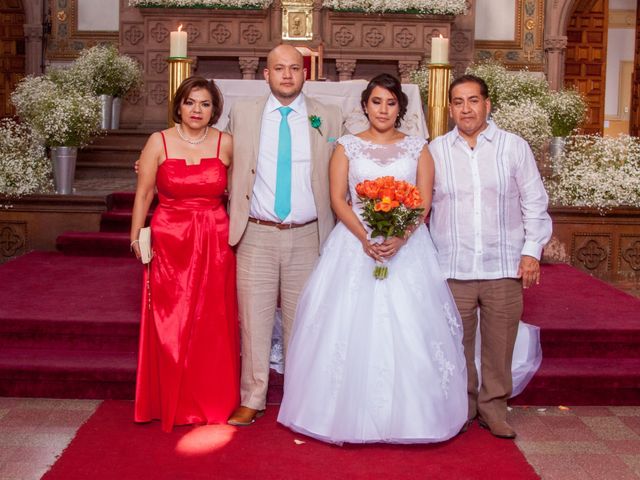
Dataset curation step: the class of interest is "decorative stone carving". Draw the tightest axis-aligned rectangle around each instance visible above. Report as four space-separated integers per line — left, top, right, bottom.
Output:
424 29 443 49
364 28 385 48
451 30 470 53
126 88 143 105
210 24 232 44
185 23 200 42
150 23 170 43
335 59 356 81
621 239 640 271
149 84 168 105
150 53 168 74
23 23 43 41
575 238 609 271
544 36 568 52
394 28 416 48
124 24 144 46
398 60 419 83
239 56 260 80
0 223 26 259
334 26 355 47
241 24 262 44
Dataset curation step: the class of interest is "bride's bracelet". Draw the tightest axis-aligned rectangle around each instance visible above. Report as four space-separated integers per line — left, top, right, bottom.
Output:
130 239 139 252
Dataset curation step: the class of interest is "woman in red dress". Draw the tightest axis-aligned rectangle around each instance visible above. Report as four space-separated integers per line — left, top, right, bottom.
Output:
130 76 239 432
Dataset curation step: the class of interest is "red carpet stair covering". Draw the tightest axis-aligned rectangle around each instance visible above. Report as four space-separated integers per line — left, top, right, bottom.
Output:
1 191 639 404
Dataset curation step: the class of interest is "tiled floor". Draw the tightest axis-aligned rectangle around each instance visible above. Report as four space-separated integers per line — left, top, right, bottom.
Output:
0 398 638 479
0 398 100 480
512 405 640 479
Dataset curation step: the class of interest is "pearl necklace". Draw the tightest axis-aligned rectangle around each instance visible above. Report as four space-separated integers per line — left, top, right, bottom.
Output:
176 124 209 145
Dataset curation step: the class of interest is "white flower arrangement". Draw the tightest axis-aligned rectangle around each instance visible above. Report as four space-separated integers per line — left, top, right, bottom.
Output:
65 45 143 97
544 89 587 137
322 0 466 14
544 135 640 209
409 63 429 104
466 61 587 158
467 61 549 110
11 75 102 147
128 0 273 8
491 100 551 158
0 119 52 197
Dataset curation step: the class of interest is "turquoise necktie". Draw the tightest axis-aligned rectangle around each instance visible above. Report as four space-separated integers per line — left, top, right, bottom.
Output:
275 106 292 221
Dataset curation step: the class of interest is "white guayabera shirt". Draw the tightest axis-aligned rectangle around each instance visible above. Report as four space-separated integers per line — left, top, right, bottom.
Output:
428 121 552 280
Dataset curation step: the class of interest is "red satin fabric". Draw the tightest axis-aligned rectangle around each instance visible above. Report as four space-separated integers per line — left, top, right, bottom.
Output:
134 140 239 432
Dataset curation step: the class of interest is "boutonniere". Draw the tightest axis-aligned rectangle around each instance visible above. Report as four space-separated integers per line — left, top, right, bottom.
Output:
308 115 323 136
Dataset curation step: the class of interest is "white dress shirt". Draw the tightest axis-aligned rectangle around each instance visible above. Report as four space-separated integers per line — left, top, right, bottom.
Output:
249 93 317 223
428 121 552 280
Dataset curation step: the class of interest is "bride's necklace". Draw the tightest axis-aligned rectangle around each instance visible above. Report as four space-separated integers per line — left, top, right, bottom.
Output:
176 124 209 145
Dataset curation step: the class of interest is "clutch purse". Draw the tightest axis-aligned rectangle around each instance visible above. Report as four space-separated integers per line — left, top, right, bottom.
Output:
138 227 153 264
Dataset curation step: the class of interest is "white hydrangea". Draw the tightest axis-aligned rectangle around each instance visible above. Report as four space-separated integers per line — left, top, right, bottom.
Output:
492 100 551 158
129 0 274 7
544 135 640 209
0 119 53 197
11 75 102 148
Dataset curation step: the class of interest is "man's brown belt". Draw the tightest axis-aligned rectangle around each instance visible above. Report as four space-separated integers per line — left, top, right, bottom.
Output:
248 217 317 230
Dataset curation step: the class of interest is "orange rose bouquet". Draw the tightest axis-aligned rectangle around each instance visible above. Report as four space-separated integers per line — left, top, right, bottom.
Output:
355 176 425 279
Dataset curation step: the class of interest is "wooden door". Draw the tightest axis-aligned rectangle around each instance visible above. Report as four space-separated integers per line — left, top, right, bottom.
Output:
0 0 25 118
564 0 608 135
630 0 640 137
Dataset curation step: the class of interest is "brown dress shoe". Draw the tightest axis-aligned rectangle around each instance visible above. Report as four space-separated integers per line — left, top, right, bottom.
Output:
227 406 265 426
478 418 517 439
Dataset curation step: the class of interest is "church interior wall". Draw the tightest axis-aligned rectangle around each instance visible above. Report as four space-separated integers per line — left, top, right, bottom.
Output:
17 0 638 135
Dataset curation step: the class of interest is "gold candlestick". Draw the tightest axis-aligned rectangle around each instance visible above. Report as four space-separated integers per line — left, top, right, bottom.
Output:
167 58 192 126
427 63 452 141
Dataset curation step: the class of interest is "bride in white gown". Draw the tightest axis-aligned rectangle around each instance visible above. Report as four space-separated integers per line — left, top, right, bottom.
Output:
277 74 468 445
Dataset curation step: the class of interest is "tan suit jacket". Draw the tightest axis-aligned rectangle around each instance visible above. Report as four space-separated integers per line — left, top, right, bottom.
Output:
227 94 343 249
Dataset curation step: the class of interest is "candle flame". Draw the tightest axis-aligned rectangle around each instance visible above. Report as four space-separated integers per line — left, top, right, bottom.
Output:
178 24 183 32
439 34 443 38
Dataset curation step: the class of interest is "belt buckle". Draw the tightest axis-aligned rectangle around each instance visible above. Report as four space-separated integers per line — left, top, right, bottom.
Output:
276 222 293 230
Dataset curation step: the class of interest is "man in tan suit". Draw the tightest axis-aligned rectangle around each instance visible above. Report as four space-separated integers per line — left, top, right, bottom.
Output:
227 45 343 426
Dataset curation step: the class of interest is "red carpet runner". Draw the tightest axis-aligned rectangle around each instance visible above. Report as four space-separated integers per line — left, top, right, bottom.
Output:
43 401 539 480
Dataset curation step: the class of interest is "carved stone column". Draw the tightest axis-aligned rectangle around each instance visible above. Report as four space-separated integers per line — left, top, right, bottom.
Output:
23 23 44 75
545 35 568 91
239 56 260 80
335 59 356 81
398 60 419 83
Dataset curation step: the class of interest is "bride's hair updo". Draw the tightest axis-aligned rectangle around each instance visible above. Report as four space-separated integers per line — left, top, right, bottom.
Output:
360 73 409 128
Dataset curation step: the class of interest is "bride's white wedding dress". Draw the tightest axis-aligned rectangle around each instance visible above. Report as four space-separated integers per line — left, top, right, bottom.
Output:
277 135 468 444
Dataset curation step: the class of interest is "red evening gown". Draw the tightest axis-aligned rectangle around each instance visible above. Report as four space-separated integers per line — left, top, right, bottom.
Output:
134 131 239 432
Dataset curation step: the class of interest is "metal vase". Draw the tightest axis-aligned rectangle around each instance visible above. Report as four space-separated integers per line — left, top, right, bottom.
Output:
51 146 78 195
549 136 567 159
99 94 113 130
111 97 122 130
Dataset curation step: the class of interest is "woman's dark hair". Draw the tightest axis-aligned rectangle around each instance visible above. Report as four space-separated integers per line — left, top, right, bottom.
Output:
448 74 490 102
360 74 408 128
171 76 223 126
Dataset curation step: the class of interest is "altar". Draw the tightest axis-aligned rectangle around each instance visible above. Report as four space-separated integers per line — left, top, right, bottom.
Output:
117 1 475 129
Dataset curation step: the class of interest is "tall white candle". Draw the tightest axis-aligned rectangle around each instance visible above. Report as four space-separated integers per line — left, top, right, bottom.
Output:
431 35 449 64
170 25 187 58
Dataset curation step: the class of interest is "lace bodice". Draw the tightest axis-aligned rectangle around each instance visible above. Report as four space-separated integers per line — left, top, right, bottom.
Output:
337 134 428 214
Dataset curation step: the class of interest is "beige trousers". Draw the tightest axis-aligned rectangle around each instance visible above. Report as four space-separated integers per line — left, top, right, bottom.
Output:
236 220 319 410
447 278 523 424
